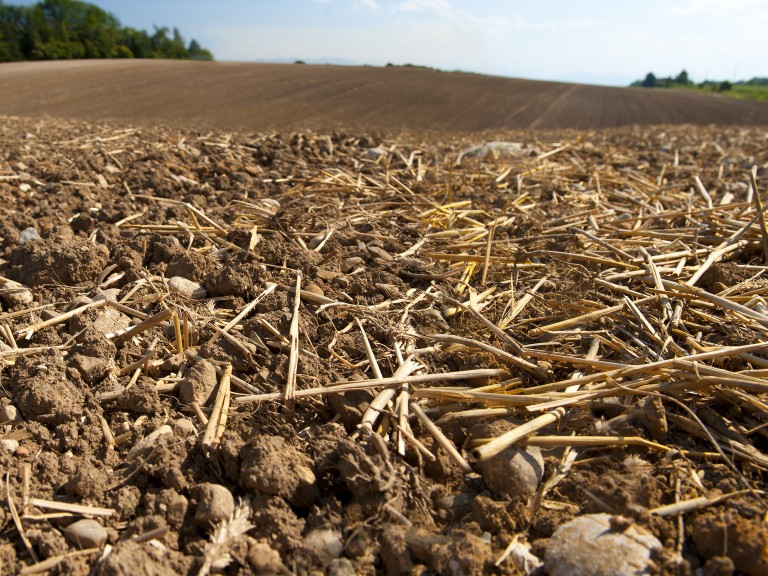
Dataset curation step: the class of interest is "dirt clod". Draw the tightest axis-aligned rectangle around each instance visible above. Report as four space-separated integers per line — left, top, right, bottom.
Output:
1 114 767 576
8 237 108 286
692 510 768 576
240 435 318 508
11 349 84 424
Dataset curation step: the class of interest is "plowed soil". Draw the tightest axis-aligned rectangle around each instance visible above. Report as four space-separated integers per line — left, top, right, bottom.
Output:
1 60 768 131
1 62 768 576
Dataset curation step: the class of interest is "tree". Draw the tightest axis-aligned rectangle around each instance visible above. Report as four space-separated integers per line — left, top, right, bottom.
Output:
675 69 690 85
641 72 657 88
717 80 732 92
0 0 213 61
187 38 212 61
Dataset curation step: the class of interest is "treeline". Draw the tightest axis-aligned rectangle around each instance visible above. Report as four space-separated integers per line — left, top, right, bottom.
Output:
0 0 213 62
631 69 768 93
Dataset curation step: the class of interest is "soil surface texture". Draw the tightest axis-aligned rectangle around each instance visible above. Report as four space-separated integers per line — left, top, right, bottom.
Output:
0 113 767 576
1 60 768 132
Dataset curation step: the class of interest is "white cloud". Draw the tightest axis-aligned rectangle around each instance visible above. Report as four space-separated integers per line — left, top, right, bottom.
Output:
393 1 592 35
666 0 768 16
311 0 379 6
397 0 454 14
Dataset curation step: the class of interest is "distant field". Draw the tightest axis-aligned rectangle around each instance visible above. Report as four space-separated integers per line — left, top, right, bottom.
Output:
1 59 768 131
724 84 768 102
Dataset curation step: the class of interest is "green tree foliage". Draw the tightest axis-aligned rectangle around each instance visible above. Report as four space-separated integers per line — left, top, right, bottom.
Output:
632 69 695 89
0 0 213 62
674 69 690 85
718 80 732 92
640 72 657 88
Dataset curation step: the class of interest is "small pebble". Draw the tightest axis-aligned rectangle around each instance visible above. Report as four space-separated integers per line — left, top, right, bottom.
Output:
1 439 19 454
0 282 33 307
14 446 30 458
368 246 393 261
178 360 218 405
127 425 173 461
476 446 544 496
304 283 324 297
18 227 41 243
193 483 234 528
544 513 661 576
168 276 207 299
173 418 197 437
92 288 122 302
63 519 108 548
327 557 356 576
72 354 111 385
341 257 365 273
0 404 19 424
304 527 343 564
249 542 284 573
367 146 387 160
166 492 189 528
89 308 131 336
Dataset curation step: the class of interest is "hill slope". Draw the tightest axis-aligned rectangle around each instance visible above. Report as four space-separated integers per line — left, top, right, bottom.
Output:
2 59 768 131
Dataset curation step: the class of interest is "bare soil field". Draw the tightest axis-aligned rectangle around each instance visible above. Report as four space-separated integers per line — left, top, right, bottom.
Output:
1 60 768 576
1 60 768 132
0 111 768 576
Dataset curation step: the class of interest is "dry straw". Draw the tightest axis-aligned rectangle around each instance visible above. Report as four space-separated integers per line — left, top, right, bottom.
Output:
4 122 768 572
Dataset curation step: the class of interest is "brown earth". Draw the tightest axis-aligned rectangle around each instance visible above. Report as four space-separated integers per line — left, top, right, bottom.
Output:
1 62 768 576
1 60 768 132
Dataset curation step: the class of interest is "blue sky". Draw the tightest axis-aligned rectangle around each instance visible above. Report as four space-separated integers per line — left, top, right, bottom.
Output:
17 0 768 85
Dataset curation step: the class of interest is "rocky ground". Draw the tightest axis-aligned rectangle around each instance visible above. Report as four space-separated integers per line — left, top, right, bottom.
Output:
0 116 767 575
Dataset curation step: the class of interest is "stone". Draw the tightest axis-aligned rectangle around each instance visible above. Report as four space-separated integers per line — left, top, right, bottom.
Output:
18 227 41 243
127 425 173 462
367 146 387 160
166 492 189 528
178 360 218 405
476 446 544 496
1 439 19 454
304 283 324 296
71 354 112 385
63 519 108 548
0 281 33 307
544 513 661 576
173 418 197 437
89 308 131 337
92 288 121 302
303 527 343 564
0 404 19 424
327 557 356 576
168 276 207 299
457 141 525 163
248 542 284 574
368 245 393 261
193 483 234 528
341 257 365 273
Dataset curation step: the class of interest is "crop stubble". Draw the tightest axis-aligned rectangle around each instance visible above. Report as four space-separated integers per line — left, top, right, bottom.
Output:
0 115 767 574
